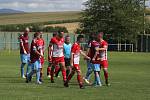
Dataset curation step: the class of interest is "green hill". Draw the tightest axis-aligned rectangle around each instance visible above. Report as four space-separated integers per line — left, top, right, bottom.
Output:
0 11 81 25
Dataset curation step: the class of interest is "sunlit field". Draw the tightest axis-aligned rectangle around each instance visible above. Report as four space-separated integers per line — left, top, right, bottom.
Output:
0 51 150 100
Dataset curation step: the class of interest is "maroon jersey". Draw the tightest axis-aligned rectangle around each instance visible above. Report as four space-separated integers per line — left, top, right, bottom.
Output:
89 40 100 64
30 39 42 63
19 35 29 54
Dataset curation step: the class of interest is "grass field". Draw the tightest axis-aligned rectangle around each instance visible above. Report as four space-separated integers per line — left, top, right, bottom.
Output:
0 51 150 100
0 11 81 25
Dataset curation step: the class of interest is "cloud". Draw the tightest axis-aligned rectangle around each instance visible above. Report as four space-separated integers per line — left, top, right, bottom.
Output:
0 0 88 12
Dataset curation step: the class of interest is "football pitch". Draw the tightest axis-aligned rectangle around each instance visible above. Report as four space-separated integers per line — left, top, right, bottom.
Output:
0 51 150 100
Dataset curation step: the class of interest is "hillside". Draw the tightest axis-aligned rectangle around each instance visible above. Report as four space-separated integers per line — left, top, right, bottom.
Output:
0 8 24 14
0 11 81 25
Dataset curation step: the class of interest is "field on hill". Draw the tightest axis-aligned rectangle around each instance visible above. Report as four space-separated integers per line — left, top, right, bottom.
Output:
0 51 150 100
45 22 80 33
0 11 81 25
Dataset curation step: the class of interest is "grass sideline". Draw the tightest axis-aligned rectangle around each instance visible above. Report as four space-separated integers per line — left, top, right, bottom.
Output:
0 51 150 100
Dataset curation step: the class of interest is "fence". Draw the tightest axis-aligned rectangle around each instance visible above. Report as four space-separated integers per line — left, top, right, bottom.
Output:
0 32 76 51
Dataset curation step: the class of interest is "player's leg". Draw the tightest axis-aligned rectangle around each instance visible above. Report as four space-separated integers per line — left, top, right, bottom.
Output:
75 65 84 89
55 65 61 77
35 60 42 84
66 66 72 77
64 67 75 87
93 64 102 87
26 63 35 83
102 61 110 86
26 54 31 77
47 62 52 77
20 54 28 78
65 58 71 77
50 64 55 83
59 62 67 82
84 60 93 84
103 68 109 86
40 57 44 82
76 70 84 89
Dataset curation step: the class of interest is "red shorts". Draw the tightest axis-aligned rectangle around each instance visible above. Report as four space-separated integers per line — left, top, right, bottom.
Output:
40 57 44 65
52 57 65 65
73 64 80 71
100 60 108 68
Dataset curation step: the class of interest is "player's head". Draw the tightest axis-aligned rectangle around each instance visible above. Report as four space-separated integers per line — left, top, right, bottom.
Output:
65 35 70 44
77 34 84 43
53 32 57 37
97 32 104 40
34 32 40 39
39 31 43 38
24 27 30 37
57 31 64 39
89 33 96 41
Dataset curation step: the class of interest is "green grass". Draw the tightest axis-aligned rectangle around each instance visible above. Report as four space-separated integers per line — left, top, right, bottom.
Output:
0 11 81 25
0 51 150 100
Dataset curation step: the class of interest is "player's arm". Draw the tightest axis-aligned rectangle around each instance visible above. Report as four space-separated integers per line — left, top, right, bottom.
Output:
96 43 108 51
86 42 91 55
33 45 43 57
33 41 43 57
20 38 27 54
92 46 100 61
48 42 53 62
70 52 74 66
80 50 90 60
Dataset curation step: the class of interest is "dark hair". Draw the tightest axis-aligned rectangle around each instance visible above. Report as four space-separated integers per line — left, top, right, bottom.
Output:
53 32 57 37
77 35 84 41
34 32 40 38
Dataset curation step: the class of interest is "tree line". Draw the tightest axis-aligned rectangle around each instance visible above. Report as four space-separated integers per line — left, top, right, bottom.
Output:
80 0 150 44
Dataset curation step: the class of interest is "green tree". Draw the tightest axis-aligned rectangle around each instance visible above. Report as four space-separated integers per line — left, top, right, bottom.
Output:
81 0 145 43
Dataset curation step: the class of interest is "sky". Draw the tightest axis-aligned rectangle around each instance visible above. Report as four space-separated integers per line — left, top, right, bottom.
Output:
0 0 88 12
0 0 149 12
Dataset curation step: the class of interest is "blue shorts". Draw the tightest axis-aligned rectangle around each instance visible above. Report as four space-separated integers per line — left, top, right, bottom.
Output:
31 60 41 71
20 54 30 63
93 64 100 71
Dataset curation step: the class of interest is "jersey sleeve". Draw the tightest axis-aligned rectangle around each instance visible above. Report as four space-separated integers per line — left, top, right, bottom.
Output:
50 37 57 44
88 42 91 48
71 44 77 53
32 40 37 51
102 41 108 48
20 37 23 43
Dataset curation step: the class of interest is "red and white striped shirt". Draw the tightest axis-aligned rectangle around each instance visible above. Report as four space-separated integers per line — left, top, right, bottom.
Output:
99 40 108 61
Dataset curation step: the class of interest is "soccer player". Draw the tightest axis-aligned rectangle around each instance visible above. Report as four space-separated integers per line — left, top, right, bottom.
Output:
19 28 30 78
63 35 72 77
96 32 110 86
38 32 45 82
64 35 90 89
49 31 66 83
26 32 43 84
83 33 95 84
91 34 102 87
47 32 57 78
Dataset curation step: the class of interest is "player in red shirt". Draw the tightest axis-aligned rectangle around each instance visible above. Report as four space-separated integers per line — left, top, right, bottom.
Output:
26 32 43 84
47 32 57 78
64 35 90 89
37 32 45 82
19 28 30 78
96 32 110 86
49 31 66 83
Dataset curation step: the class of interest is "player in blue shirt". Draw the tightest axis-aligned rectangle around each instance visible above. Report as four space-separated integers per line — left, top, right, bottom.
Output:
64 35 72 77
